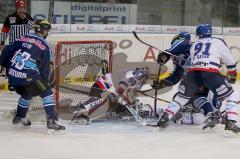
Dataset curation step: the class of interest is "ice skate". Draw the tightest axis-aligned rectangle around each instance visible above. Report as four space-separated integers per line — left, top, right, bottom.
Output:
157 112 169 128
47 119 66 135
171 110 183 124
71 112 91 125
12 116 31 128
203 112 219 131
224 120 240 136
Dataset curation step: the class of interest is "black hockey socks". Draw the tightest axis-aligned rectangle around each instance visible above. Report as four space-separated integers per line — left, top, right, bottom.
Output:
15 97 31 118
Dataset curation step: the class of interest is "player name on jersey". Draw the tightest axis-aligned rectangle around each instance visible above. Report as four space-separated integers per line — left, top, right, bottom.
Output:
8 68 27 78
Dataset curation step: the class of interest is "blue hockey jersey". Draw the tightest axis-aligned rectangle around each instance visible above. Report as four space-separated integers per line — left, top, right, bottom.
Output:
0 33 52 86
164 39 191 84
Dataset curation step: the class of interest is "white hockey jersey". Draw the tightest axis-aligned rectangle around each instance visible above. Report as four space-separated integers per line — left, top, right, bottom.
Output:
189 37 236 73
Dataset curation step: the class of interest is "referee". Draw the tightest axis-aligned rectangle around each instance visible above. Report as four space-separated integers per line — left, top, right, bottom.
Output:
0 0 34 87
0 0 34 50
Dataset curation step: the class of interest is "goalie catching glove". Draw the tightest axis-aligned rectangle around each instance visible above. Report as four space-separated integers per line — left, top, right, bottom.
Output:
151 79 173 89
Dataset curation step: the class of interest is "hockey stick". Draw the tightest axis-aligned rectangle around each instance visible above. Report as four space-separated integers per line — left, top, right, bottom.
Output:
138 88 155 93
132 31 184 60
153 67 162 117
123 104 148 126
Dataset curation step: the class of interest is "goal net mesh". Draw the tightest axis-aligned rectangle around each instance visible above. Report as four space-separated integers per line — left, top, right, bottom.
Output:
55 41 113 113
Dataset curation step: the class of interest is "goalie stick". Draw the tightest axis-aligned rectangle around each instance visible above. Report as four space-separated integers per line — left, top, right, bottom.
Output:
123 103 148 126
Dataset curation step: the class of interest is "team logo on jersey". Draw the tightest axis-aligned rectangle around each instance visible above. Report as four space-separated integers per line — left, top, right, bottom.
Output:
9 17 16 24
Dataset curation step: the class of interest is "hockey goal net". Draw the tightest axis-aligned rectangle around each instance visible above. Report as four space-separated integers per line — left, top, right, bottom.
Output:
54 40 113 113
14 40 113 121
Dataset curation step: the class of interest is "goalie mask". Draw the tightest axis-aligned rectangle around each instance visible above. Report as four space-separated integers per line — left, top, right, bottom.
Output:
133 67 150 84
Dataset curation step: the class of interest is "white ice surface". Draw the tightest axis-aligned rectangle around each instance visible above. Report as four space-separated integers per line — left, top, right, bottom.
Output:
0 83 240 159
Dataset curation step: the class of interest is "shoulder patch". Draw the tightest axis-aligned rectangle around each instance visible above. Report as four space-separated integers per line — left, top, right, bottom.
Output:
9 17 16 24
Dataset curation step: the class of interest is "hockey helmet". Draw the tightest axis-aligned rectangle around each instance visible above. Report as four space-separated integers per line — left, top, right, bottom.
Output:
35 19 51 33
171 31 191 45
196 23 212 38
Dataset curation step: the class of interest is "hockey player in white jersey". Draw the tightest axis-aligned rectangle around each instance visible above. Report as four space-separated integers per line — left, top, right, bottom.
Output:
71 67 150 124
189 24 239 132
157 24 240 134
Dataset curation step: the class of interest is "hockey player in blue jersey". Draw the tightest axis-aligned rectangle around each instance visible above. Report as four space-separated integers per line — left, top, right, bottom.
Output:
154 31 191 88
0 19 65 134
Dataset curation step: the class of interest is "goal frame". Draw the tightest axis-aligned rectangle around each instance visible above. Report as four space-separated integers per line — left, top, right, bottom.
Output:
54 40 113 111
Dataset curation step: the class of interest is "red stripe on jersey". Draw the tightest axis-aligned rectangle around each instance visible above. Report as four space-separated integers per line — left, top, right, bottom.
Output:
165 109 175 116
96 80 106 91
2 26 10 33
188 68 219 73
226 112 238 115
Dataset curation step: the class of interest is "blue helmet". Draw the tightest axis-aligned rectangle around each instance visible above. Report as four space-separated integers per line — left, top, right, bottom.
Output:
179 31 191 41
171 31 191 45
196 23 212 38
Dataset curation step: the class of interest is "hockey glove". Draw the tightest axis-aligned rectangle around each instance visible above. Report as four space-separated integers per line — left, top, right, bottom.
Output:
157 52 170 66
151 79 173 89
226 70 237 84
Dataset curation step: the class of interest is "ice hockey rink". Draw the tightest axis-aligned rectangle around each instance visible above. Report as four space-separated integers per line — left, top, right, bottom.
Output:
0 82 240 159
2 0 240 158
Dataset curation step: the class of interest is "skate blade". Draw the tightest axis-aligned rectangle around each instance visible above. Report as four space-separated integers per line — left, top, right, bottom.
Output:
13 124 31 129
70 119 91 125
224 130 240 137
47 129 66 135
203 127 216 133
